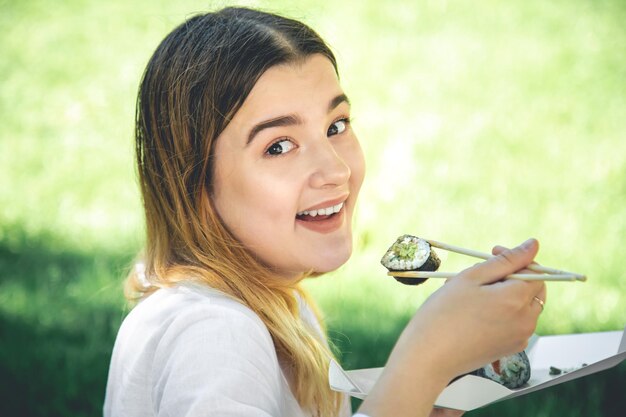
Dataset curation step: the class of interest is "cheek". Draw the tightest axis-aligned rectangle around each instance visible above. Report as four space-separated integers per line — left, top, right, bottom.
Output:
216 166 296 225
212 160 259 233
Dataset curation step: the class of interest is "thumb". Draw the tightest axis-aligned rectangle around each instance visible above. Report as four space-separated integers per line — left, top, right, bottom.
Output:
461 238 539 285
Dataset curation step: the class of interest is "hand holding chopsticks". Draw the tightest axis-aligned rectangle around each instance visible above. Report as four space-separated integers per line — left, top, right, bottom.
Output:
385 238 586 282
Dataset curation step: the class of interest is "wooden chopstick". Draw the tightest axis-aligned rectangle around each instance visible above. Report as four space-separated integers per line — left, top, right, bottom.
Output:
425 239 587 282
387 271 584 282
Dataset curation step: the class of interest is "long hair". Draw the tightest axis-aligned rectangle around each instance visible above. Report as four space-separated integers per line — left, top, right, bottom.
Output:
126 7 343 416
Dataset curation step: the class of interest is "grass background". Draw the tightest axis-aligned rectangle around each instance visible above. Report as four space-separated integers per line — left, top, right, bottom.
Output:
1 0 624 415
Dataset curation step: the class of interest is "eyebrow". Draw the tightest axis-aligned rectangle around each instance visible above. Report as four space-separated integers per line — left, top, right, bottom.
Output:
246 93 350 145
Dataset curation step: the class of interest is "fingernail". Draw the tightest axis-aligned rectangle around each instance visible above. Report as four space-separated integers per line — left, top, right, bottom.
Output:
522 238 535 249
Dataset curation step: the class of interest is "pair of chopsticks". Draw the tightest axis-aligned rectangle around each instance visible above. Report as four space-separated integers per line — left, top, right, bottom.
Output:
388 239 587 282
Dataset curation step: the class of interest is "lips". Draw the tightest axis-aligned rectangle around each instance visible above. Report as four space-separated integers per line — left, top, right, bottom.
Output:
295 197 348 233
296 201 344 220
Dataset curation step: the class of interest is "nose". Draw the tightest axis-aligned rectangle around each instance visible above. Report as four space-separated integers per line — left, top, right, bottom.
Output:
308 141 351 189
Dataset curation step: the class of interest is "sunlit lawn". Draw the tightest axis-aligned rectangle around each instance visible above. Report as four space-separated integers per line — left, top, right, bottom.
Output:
1 0 624 416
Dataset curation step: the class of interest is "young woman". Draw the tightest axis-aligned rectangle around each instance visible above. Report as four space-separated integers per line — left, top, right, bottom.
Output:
104 7 546 417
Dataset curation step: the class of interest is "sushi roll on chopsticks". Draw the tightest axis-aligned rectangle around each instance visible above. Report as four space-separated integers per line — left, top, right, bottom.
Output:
380 234 441 285
381 234 587 283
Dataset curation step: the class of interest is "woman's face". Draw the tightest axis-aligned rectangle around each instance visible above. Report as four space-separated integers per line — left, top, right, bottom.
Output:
212 54 365 279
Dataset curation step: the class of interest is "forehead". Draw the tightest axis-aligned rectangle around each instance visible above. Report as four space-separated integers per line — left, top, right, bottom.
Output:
232 54 342 122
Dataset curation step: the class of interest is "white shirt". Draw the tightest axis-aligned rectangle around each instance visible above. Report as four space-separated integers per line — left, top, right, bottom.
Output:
104 282 352 417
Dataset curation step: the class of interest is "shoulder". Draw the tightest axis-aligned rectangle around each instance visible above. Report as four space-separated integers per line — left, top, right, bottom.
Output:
131 281 265 323
105 283 291 416
124 282 269 337
117 283 276 362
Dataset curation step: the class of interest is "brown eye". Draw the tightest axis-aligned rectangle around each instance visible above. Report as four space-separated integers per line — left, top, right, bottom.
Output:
266 139 295 156
327 119 348 136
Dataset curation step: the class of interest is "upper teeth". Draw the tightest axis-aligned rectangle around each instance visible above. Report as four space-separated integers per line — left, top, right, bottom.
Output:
297 202 344 217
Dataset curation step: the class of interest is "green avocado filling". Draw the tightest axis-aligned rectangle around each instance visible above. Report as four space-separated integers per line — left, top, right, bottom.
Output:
392 241 417 261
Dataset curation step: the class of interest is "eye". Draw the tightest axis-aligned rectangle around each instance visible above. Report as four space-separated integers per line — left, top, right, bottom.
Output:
327 118 350 137
266 139 296 156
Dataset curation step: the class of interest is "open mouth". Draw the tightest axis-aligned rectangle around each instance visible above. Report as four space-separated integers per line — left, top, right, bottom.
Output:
296 202 344 222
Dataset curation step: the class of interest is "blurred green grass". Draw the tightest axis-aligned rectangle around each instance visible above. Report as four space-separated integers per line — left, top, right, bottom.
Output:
0 0 624 416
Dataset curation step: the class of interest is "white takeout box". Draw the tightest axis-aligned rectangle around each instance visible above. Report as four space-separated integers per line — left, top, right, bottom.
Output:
329 326 626 411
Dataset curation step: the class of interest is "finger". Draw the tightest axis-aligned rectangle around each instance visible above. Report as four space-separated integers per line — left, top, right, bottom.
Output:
494 245 551 280
487 274 545 309
493 244 548 304
537 282 547 304
531 294 545 314
531 282 547 310
461 238 539 285
491 245 546 304
492 245 509 255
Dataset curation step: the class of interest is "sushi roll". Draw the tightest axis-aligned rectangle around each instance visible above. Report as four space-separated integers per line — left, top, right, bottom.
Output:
469 351 531 389
380 234 441 285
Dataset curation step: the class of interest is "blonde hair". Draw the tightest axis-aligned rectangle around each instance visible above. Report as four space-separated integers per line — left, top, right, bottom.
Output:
125 7 343 416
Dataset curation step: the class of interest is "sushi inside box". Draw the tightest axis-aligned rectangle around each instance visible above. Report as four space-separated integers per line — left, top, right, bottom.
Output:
329 326 626 411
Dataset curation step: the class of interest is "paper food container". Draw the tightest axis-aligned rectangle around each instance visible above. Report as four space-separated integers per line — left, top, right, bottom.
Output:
329 326 626 411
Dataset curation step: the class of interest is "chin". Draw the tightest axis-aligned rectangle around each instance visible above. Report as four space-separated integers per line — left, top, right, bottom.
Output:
313 244 352 273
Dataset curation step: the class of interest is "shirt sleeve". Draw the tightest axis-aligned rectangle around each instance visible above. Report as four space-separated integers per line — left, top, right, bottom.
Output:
150 303 287 417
